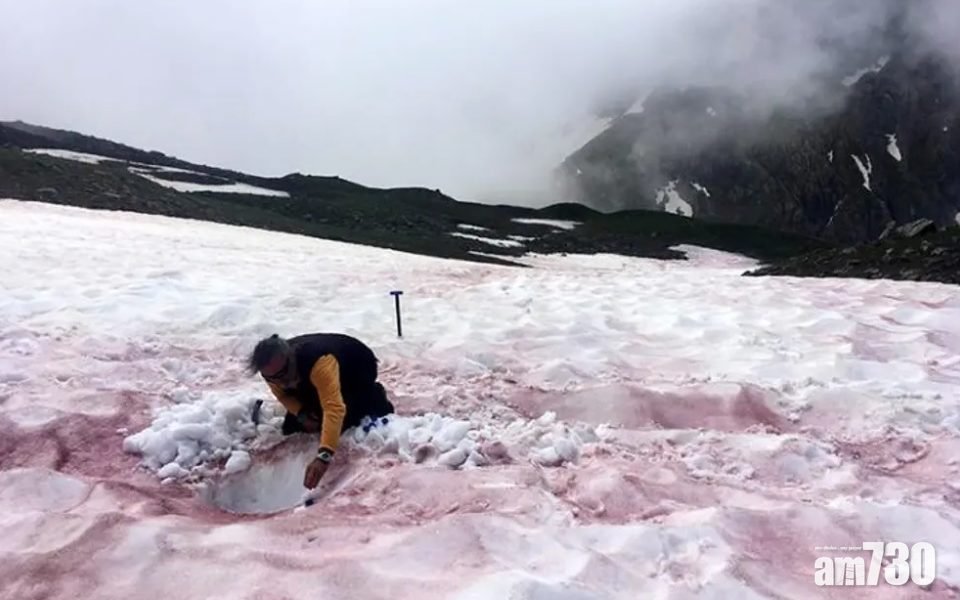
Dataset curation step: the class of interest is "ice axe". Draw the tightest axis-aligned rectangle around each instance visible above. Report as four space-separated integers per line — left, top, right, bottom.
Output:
390 290 404 337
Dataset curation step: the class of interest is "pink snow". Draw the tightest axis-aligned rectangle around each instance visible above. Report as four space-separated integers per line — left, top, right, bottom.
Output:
1 199 959 599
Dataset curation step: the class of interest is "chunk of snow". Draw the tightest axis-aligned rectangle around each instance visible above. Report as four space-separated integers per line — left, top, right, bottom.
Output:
692 182 711 197
706 106 718 117
842 56 890 86
828 151 834 163
655 180 693 217
851 154 872 191
886 134 902 162
449 232 523 248
157 462 187 479
223 450 251 474
955 212 960 226
510 218 581 230
438 447 469 468
122 391 261 477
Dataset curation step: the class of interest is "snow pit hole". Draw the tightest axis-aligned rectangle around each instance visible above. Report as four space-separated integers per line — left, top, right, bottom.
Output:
200 447 315 515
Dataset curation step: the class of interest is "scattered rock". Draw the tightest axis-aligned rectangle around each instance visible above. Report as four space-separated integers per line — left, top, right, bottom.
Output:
896 219 937 239
879 221 897 240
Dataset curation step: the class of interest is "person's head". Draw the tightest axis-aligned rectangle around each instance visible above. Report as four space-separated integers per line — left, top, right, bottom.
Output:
247 334 299 388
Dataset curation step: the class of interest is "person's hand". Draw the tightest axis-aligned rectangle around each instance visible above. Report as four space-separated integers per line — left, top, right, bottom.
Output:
303 457 329 489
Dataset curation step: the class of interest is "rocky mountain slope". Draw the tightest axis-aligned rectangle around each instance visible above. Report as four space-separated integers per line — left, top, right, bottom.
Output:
557 24 960 246
0 121 822 268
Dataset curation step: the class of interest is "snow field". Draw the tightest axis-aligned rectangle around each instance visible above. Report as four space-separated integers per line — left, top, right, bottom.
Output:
2 200 960 599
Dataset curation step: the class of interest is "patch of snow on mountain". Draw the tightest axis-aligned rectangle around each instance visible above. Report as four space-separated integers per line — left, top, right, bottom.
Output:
692 182 711 197
851 155 873 191
449 232 523 248
842 56 890 87
886 134 902 162
625 95 647 115
134 171 290 197
511 218 581 230
24 148 115 164
457 224 489 232
656 180 693 217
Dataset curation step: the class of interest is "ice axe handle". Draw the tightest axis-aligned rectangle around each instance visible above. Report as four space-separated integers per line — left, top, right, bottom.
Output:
390 290 403 337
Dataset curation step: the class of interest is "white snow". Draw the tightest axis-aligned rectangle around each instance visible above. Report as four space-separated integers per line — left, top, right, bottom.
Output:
456 223 489 232
842 55 890 86
24 148 117 164
691 182 711 197
625 93 648 115
851 154 873 191
133 170 290 197
23 148 287 197
656 180 694 217
886 134 902 162
955 212 960 226
706 106 717 117
3 199 960 599
449 232 523 248
510 218 581 230
828 150 834 163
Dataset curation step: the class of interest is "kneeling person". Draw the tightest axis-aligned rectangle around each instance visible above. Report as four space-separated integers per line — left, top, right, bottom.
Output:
247 333 394 489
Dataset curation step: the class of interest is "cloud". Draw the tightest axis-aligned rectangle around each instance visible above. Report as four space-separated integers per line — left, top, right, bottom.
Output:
0 0 955 206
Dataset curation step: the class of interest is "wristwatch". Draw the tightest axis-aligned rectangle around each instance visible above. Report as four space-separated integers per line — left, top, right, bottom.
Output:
317 449 333 463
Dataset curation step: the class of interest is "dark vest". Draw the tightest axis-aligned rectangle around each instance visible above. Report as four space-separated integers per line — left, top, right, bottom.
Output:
281 333 378 414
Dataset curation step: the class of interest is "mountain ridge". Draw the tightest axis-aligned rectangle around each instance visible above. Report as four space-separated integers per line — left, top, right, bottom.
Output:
556 27 960 245
1 120 824 270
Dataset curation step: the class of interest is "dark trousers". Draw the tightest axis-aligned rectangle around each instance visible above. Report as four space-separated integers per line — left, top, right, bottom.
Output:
282 381 395 435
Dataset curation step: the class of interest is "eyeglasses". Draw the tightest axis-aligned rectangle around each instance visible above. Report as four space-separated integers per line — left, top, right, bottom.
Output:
262 358 291 382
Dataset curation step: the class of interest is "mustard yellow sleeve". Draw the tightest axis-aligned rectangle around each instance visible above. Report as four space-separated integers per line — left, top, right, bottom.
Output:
310 355 346 453
267 381 304 416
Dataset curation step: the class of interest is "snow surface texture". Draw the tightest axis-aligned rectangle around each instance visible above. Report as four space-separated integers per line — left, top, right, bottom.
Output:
3 199 960 599
656 180 694 217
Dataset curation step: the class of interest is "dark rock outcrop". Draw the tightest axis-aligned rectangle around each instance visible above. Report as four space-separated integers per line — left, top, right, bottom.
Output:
746 227 960 285
557 40 960 246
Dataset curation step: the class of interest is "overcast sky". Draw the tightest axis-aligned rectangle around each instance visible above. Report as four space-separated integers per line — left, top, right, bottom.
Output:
1 0 955 205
